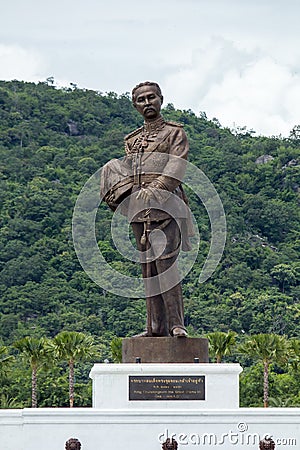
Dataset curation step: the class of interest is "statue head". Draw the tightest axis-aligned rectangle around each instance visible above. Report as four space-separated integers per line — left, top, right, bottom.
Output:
162 438 178 450
65 438 81 450
132 81 163 121
132 81 163 104
259 437 275 450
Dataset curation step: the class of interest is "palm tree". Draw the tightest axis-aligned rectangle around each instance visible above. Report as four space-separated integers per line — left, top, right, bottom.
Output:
110 337 122 363
268 396 293 407
14 337 50 408
238 333 288 408
205 331 237 363
52 331 97 407
0 394 22 409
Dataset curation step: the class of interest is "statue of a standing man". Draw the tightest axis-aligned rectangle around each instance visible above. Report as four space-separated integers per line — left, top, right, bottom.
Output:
101 81 193 337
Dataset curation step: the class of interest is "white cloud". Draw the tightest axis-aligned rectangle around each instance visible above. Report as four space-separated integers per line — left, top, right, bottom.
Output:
0 44 44 82
202 57 300 136
164 39 300 136
1 1 300 137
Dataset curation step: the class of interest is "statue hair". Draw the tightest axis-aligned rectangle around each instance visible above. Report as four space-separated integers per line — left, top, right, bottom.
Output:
132 81 163 104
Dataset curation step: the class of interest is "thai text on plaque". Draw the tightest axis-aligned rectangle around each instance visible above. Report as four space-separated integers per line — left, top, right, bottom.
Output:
129 376 205 401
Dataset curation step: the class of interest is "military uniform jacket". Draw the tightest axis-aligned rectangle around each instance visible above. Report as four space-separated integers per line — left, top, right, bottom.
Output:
124 117 190 222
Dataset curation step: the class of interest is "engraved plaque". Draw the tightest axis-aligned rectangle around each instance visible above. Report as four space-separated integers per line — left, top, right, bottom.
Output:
129 375 205 401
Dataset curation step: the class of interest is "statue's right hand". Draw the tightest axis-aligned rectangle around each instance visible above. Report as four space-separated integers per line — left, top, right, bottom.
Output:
136 188 151 202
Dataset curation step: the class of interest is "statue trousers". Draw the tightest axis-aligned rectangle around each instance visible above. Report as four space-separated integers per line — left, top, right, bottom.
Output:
131 218 186 336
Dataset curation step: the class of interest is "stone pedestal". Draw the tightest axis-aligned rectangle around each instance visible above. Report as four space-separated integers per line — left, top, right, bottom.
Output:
122 337 209 363
89 363 242 409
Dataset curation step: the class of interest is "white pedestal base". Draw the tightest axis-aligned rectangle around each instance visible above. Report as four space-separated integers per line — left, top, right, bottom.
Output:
89 363 242 410
1 363 299 450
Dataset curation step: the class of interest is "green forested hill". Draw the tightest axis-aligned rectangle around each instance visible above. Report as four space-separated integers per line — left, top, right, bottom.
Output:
0 80 299 407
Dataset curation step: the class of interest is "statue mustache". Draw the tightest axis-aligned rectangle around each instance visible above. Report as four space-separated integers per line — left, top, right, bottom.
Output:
144 106 156 112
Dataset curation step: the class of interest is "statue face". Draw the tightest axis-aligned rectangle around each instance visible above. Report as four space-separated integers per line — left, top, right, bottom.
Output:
133 85 162 121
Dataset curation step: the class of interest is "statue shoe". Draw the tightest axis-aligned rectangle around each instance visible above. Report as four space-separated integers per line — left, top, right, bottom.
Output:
172 327 188 337
132 331 149 337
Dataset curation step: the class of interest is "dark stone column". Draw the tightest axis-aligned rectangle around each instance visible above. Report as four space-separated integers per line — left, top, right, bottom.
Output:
122 337 209 363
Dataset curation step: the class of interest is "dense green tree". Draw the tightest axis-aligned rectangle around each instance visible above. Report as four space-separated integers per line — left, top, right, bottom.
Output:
270 264 298 293
288 338 300 372
0 345 14 383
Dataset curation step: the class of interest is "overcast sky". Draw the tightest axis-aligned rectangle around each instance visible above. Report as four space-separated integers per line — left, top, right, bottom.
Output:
1 0 300 137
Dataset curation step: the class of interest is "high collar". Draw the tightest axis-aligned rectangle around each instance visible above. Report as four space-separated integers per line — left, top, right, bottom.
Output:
143 115 165 134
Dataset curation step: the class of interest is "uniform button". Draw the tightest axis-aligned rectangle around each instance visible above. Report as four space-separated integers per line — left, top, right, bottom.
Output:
141 182 145 186
141 162 145 165
141 171 145 175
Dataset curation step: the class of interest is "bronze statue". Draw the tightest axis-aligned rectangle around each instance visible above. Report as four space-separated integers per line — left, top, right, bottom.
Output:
259 437 275 450
101 81 193 337
65 438 81 450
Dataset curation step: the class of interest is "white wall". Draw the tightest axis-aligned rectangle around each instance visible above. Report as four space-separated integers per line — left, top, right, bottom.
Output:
1 408 299 450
